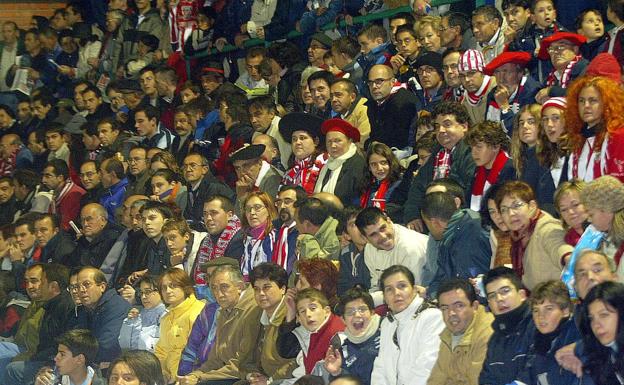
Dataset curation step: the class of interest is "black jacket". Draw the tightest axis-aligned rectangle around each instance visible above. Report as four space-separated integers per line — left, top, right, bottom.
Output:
31 291 75 362
0 196 18 226
184 173 235 230
522 147 568 217
69 222 124 268
41 230 76 264
366 88 419 149
316 152 368 206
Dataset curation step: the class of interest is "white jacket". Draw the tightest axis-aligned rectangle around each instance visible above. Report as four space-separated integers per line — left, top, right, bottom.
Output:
371 295 444 385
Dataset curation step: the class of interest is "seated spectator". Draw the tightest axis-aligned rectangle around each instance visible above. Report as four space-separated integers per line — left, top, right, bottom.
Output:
82 85 113 124
330 37 365 94
421 192 491 296
360 142 403 212
138 201 174 277
75 266 131 366
9 214 42 290
295 197 340 259
79 161 103 207
496 181 572 290
236 47 270 98
100 158 129 222
230 143 282 209
535 33 588 102
480 267 535 385
0 134 33 173
69 203 124 268
161 218 206 275
279 112 328 195
108 350 166 385
96 117 135 160
0 271 26 338
335 207 370 295
149 168 187 212
298 0 341 37
471 5 505 64
154 268 204 383
371 265 444 384
314 119 367 205
124 146 151 198
389 25 421 85
511 104 541 182
441 49 463 102
273 186 306 274
554 180 588 246
483 51 540 134
0 176 18 226
578 9 608 61
307 70 334 119
458 49 497 125
240 191 277 280
45 124 71 164
388 12 415 49
501 0 531 43
307 33 333 68
27 130 48 173
440 12 474 50
465 120 514 211
118 274 166 352
415 16 443 54
483 184 512 268
413 51 445 112
135 104 177 150
264 42 307 114
253 133 285 173
566 75 624 182
34 213 75 264
329 78 370 147
248 96 290 169
291 258 340 311
42 159 86 231
427 278 494 385
356 24 391 80
355 208 428 304
33 329 104 385
578 281 624 384
126 34 158 78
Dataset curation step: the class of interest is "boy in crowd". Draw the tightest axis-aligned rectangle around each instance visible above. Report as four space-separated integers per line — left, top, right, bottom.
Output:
335 207 370 296
357 24 391 80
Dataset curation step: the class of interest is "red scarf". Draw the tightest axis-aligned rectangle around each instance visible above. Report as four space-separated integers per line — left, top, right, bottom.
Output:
546 55 582 88
470 150 509 210
271 222 296 271
360 178 391 211
510 210 543 278
466 75 492 106
282 154 328 195
192 215 242 284
433 148 452 180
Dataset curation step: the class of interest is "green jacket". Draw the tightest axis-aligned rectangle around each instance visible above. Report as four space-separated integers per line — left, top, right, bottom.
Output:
297 216 340 259
13 300 45 361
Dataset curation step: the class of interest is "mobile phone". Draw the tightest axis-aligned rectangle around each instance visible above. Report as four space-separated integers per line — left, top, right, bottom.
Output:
69 220 82 235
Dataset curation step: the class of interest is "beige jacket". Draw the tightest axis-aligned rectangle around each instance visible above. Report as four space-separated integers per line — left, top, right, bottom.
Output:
344 97 371 146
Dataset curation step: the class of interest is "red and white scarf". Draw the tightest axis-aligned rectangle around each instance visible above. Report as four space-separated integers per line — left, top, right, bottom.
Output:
546 55 582 88
49 180 76 214
470 150 510 211
271 222 296 271
433 148 452 180
360 178 391 211
466 75 492 106
192 215 242 284
282 153 328 194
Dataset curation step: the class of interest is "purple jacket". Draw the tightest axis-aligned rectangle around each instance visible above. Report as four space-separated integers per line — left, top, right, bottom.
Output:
177 301 220 375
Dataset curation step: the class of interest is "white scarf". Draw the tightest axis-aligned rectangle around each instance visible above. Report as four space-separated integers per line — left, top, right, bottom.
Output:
314 143 357 194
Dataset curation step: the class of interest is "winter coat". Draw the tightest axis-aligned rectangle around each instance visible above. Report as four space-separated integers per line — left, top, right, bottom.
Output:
366 88 419 149
100 177 129 222
31 291 75 362
118 303 166 352
178 301 220 375
297 216 340 260
337 323 381 385
12 300 44 361
70 221 125 268
337 243 371 296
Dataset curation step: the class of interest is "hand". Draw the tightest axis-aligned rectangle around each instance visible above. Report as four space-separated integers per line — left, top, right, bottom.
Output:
128 269 148 285
8 244 24 263
535 87 551 104
493 85 510 111
58 65 72 75
415 285 427 297
235 174 255 197
116 110 128 123
149 194 161 202
324 346 343 376
154 50 164 62
215 38 228 51
555 343 583 378
316 6 327 16
285 287 298 322
390 54 406 74
177 374 199 385
118 284 136 305
34 367 54 385
256 27 265 40
27 68 40 80
247 373 268 385
406 219 424 233
128 307 140 318
234 34 249 48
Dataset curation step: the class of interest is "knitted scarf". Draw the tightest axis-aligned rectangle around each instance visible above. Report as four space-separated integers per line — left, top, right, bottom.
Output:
192 215 242 284
466 75 492 106
510 209 543 278
271 221 296 270
345 313 381 344
470 151 509 211
282 153 328 194
360 178 391 211
546 55 582 88
433 148 452 180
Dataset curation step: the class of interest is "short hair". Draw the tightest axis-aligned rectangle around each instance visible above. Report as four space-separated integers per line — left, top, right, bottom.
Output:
246 46 267 59
336 287 374 316
329 376 362 385
554 180 586 218
0 104 15 119
42 263 70 291
44 159 70 179
444 12 471 34
307 70 335 88
211 264 244 284
389 12 415 25
46 122 65 136
266 41 303 69
205 194 235 213
159 267 195 297
31 91 56 108
34 213 60 229
415 130 437 153
296 375 326 385
358 23 387 41
432 101 471 125
335 206 362 235
250 262 288 289
217 91 249 123
13 169 40 190
138 274 160 289
330 78 357 95
395 24 417 40
81 84 102 98
78 266 108 285
426 178 465 205
494 180 535 209
139 201 175 219
155 66 178 85
97 116 121 132
421 191 458 221
161 217 191 236
278 185 307 204
530 280 572 311
354 207 387 234
56 329 99 366
483 266 524 292
179 80 200 94
379 265 415 291
295 287 329 308
297 258 339 301
248 95 276 112
66 1 87 20
331 36 360 58
442 47 464 61
472 5 503 26
465 121 510 149
437 278 478 303
0 224 14 240
134 104 160 122
575 249 616 276
576 9 602 31
102 158 125 179
530 0 555 11
296 197 330 227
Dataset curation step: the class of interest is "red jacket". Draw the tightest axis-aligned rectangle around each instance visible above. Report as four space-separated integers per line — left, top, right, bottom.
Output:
50 181 86 232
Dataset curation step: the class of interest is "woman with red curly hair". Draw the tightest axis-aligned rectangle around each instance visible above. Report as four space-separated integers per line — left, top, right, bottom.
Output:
565 75 624 182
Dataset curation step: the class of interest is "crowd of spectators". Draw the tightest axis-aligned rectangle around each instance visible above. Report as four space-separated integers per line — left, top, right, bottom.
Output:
0 0 623 384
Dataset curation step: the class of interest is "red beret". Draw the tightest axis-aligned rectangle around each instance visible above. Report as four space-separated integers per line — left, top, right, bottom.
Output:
538 32 587 61
483 51 532 76
320 118 360 143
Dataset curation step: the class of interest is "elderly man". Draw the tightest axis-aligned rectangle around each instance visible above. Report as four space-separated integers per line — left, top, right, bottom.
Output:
471 5 506 64
355 207 428 304
178 265 262 384
67 203 124 269
248 96 290 169
230 144 282 206
458 49 497 125
0 133 33 172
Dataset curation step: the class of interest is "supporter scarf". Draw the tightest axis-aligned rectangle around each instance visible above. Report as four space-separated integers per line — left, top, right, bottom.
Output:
315 143 358 194
360 178 391 211
466 75 492 106
486 76 526 116
282 154 328 194
510 209 543 278
192 215 242 284
49 180 76 214
271 222 296 270
443 86 464 102
241 223 276 279
433 148 452 180
546 55 582 88
470 151 509 211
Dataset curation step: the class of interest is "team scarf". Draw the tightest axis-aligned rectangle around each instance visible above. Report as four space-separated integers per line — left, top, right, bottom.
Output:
192 215 242 284
486 76 527 116
466 75 492 106
470 150 510 211
433 148 452 180
271 221 296 270
49 180 77 214
282 153 328 194
546 55 582 88
510 209 543 278
360 178 391 211
241 224 276 280
443 86 464 102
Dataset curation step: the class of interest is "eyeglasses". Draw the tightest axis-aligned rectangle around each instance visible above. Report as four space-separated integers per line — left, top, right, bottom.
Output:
161 282 181 290
139 288 159 297
416 66 437 75
128 157 146 164
183 162 206 170
547 44 573 54
344 306 370 317
367 78 392 87
486 285 514 301
76 280 97 291
499 201 527 215
245 204 266 214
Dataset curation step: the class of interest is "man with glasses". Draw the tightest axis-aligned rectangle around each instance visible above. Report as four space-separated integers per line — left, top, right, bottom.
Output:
414 51 446 113
480 266 535 385
365 64 419 156
428 278 493 385
535 32 589 103
183 153 234 229
75 266 131 366
124 146 150 198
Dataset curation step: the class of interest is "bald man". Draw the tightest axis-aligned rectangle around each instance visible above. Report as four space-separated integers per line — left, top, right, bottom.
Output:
0 133 33 170
365 64 419 152
252 133 284 172
67 203 124 268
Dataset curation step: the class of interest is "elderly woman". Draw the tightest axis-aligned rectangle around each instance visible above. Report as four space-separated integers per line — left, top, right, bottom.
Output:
565 75 624 183
240 191 278 280
414 16 443 53
154 268 205 383
314 118 367 205
279 112 328 194
495 180 573 290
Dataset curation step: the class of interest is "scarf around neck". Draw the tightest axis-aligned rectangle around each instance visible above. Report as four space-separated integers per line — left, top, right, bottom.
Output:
360 178 391 211
466 75 492 106
345 313 381 344
470 150 509 211
315 143 357 194
510 209 543 278
547 55 582 88
192 215 242 284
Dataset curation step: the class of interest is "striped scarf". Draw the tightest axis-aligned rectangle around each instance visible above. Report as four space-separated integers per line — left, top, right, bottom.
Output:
546 55 582 88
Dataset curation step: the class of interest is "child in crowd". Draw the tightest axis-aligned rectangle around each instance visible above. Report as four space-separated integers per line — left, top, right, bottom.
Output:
179 81 202 105
578 9 608 61
336 207 370 296
390 25 421 85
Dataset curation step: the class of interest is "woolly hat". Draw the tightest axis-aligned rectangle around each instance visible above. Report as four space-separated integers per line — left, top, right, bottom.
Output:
581 175 624 213
310 32 334 49
414 51 444 76
458 49 485 73
541 97 566 114
586 53 622 84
